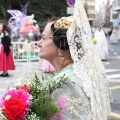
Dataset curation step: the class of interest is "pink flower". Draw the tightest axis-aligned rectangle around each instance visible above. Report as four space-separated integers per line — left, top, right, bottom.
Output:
50 96 65 120
57 96 65 113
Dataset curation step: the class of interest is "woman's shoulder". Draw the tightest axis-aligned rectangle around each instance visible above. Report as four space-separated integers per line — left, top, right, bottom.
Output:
54 65 82 82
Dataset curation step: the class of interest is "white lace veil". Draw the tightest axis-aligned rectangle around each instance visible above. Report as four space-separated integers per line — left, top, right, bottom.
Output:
67 0 112 119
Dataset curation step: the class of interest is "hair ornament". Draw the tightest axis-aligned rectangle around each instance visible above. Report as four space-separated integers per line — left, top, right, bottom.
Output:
54 17 72 29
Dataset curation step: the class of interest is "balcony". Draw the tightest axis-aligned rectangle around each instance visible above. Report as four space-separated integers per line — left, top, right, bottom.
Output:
113 7 120 10
113 0 120 10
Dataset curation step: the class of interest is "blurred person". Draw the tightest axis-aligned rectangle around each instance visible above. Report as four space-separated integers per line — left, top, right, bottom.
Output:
27 30 35 42
103 27 109 37
0 23 15 77
41 60 55 73
108 27 113 37
91 26 96 37
117 28 120 44
18 44 24 59
110 27 118 43
37 0 112 119
94 27 109 60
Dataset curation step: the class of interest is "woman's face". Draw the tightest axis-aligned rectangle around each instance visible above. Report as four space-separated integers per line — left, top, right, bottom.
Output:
38 22 58 60
98 27 101 32
0 24 3 32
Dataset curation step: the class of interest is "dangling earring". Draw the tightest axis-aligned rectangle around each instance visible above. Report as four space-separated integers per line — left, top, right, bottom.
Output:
58 49 64 68
58 41 64 68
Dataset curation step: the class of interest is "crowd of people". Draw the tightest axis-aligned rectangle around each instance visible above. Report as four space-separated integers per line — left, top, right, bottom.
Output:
91 26 120 61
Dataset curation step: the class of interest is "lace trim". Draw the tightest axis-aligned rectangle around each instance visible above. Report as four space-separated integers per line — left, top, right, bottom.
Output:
67 0 112 119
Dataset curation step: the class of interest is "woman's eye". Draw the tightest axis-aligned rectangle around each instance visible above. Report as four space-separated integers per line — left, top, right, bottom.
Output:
42 36 46 40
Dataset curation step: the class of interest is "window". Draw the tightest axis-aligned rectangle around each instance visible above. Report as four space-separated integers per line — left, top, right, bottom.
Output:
112 14 118 19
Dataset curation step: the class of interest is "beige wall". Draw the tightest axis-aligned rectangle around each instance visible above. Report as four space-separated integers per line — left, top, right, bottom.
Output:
83 0 96 21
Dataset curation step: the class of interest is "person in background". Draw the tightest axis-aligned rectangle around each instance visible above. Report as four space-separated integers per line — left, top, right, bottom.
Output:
108 27 113 37
40 60 55 73
0 23 15 77
91 26 96 37
27 30 35 42
94 26 109 60
110 27 118 44
117 28 120 44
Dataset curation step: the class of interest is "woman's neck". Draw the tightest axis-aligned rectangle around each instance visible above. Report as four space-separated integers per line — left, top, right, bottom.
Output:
50 58 73 73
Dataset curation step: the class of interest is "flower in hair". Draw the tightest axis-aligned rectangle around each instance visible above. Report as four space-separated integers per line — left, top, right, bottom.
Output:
54 17 72 29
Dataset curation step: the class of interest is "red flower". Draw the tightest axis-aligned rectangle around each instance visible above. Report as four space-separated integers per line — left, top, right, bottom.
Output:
17 85 31 92
3 97 26 120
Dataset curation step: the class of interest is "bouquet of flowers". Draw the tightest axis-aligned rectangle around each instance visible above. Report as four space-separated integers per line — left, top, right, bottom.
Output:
92 37 97 44
0 73 69 120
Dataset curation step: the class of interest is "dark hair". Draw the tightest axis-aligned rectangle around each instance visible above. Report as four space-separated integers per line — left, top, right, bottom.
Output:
50 21 69 50
2 24 9 33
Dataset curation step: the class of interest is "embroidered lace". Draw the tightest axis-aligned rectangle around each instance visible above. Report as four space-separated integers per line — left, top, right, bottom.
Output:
67 0 112 119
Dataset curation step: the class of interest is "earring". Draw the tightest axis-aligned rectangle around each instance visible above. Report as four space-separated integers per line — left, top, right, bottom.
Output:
58 49 64 68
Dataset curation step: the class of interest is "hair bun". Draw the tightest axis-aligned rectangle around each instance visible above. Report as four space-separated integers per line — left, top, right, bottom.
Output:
52 28 69 50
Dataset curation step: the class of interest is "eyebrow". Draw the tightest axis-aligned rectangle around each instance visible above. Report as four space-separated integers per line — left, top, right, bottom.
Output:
41 34 45 36
41 33 52 37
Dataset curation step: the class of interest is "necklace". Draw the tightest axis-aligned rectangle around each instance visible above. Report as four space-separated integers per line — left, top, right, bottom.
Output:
64 61 73 68
55 61 73 73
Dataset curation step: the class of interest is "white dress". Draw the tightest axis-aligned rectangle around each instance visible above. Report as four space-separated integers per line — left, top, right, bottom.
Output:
94 30 109 60
117 29 120 43
110 29 118 43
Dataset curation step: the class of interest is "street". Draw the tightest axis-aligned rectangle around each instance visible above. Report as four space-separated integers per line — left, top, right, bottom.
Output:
105 38 120 120
0 38 120 120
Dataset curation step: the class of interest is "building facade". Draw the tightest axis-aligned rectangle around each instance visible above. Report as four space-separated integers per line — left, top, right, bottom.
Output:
83 0 96 25
110 0 120 26
67 0 96 25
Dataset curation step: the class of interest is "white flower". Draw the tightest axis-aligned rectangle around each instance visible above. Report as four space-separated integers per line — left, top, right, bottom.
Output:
5 95 11 100
0 108 2 115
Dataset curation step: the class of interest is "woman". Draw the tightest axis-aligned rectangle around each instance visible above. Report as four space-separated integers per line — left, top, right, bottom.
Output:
38 0 112 119
110 27 118 44
118 28 120 44
0 23 15 77
94 27 109 60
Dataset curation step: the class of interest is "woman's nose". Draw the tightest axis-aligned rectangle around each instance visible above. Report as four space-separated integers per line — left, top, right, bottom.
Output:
37 40 43 47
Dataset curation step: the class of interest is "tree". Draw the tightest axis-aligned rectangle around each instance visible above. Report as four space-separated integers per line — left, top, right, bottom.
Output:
0 0 7 20
28 0 68 21
0 0 89 22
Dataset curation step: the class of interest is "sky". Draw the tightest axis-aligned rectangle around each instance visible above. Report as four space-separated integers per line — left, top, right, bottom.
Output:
95 0 113 11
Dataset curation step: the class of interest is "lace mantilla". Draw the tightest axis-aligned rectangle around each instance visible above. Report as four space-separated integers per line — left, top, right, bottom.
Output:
67 0 112 120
